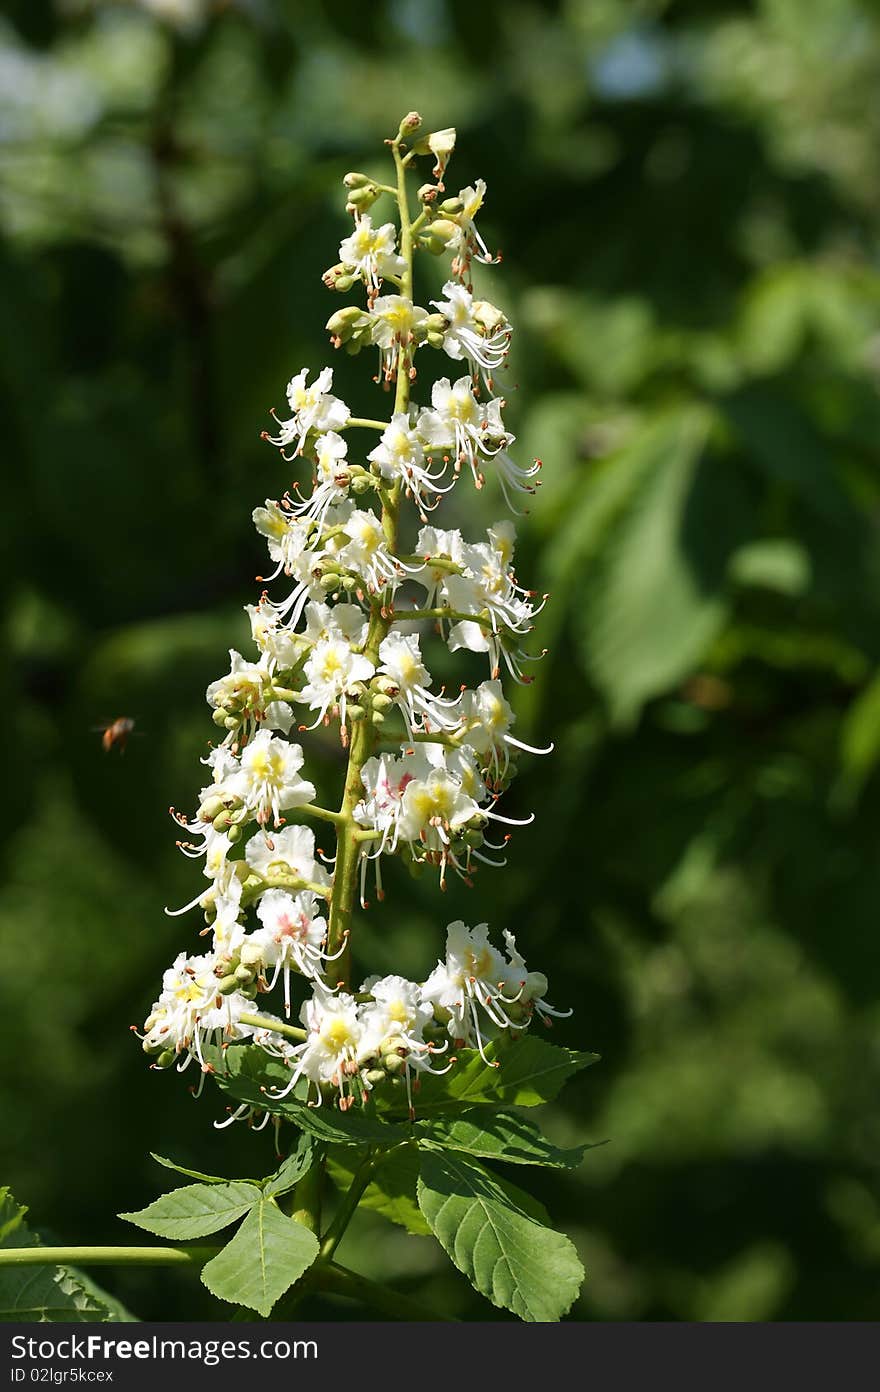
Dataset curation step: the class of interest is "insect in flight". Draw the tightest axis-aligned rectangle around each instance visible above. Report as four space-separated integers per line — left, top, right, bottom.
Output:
96 717 138 754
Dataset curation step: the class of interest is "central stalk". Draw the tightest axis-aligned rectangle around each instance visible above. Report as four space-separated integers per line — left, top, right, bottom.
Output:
325 123 415 987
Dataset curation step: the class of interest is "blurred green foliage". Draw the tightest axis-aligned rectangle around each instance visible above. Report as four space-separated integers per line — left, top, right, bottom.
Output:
3 0 880 1321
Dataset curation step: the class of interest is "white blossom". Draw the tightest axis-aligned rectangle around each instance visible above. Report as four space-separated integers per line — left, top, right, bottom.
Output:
368 413 451 518
263 367 349 458
431 280 511 385
338 216 405 292
224 730 316 826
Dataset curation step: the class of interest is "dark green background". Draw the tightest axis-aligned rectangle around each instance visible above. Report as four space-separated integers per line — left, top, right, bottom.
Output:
3 0 880 1320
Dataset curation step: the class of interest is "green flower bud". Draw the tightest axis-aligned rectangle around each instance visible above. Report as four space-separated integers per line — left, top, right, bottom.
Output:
320 572 343 591
212 811 232 832
419 219 459 255
438 196 464 216
426 330 446 349
155 1050 176 1070
346 184 380 213
240 942 264 970
371 692 395 712
364 1068 387 1086
216 974 240 996
348 703 366 722
227 823 242 844
211 708 229 728
234 964 255 985
198 794 225 822
343 171 372 189
326 306 370 342
417 183 438 204
399 111 422 136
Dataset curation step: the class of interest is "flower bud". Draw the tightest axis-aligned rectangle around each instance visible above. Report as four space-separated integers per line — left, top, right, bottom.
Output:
326 305 369 341
343 171 373 189
417 183 438 204
383 1051 407 1074
399 111 422 136
438 196 464 216
322 264 358 292
234 964 255 985
240 942 264 970
198 794 226 823
419 219 459 255
216 973 240 996
364 1068 387 1086
155 1050 176 1070
346 184 380 214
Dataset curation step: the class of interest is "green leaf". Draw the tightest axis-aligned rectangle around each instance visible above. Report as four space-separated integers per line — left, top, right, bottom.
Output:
263 1133 315 1199
417 1150 584 1322
64 1270 139 1323
838 668 880 804
728 539 811 597
416 1108 597 1168
200 1200 320 1317
580 405 740 726
150 1154 239 1185
398 1036 598 1115
119 1182 261 1240
327 1145 430 1236
0 1188 113 1323
207 1042 406 1146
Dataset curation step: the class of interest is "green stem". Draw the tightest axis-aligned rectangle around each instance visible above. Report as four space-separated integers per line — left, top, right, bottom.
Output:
319 1150 375 1260
317 1262 456 1322
291 1156 323 1234
325 129 415 989
299 804 344 827
0 1247 214 1268
238 1013 307 1043
402 606 493 628
346 416 389 432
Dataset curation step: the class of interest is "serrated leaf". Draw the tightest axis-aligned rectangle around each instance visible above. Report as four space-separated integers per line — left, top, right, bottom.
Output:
263 1133 315 1199
417 1151 584 1322
200 1200 319 1317
65 1270 139 1323
0 1188 113 1323
416 1108 597 1168
327 1145 430 1236
208 1042 406 1146
150 1154 238 1185
119 1182 261 1239
396 1037 597 1116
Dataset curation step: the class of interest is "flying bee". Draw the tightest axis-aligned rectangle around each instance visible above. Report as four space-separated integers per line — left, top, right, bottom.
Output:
96 716 137 754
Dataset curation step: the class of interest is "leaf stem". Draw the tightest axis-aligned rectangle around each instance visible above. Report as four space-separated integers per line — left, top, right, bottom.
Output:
318 1149 375 1260
317 1261 457 1321
0 1246 215 1268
